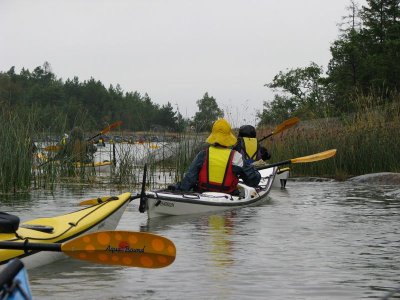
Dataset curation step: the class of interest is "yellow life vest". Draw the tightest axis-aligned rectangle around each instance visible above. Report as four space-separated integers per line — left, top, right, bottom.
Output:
208 146 232 184
198 146 238 193
243 137 258 160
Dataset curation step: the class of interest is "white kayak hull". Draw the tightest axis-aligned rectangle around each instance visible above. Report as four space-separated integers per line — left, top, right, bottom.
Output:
143 167 277 219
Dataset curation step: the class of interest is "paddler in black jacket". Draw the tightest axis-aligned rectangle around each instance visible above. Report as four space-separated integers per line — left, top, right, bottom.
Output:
233 125 271 164
176 118 261 193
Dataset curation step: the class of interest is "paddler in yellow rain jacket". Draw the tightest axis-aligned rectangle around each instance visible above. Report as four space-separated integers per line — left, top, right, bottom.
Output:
233 125 271 164
176 119 261 194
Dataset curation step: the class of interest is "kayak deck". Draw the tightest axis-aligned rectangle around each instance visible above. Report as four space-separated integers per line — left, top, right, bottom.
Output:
0 192 132 268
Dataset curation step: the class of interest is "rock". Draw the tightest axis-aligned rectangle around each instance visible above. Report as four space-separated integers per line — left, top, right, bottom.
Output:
289 177 335 182
347 172 400 185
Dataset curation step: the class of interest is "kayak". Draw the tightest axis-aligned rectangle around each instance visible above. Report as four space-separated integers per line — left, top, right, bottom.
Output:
140 167 277 219
0 259 32 300
273 167 290 188
33 159 113 174
74 160 113 173
0 192 132 270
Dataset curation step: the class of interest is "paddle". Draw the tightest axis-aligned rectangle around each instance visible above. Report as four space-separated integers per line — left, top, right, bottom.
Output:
87 121 123 142
257 149 337 170
0 230 176 269
38 121 122 168
139 164 148 213
43 145 62 152
258 117 300 142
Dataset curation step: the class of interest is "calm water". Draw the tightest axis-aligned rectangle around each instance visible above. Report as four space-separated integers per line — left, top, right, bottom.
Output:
1 180 400 300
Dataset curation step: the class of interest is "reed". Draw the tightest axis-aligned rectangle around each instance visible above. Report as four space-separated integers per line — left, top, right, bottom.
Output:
0 104 36 193
264 95 400 179
107 129 206 190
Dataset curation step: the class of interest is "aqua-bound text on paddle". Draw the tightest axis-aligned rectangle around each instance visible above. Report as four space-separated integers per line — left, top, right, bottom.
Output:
106 245 145 253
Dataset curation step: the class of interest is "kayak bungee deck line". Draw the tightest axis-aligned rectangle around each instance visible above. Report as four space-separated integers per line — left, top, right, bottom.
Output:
0 192 132 270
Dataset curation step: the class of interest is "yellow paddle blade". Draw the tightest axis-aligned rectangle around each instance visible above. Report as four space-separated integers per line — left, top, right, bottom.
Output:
44 145 62 152
101 121 123 134
272 117 300 135
61 231 176 268
291 149 337 164
79 196 114 206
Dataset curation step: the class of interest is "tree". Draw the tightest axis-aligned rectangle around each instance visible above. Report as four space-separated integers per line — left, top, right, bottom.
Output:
155 102 178 131
360 0 400 91
326 29 367 112
325 0 400 112
192 93 223 131
257 95 297 125
260 63 327 122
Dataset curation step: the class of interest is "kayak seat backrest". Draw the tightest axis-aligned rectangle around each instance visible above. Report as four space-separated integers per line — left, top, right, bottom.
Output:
0 212 20 233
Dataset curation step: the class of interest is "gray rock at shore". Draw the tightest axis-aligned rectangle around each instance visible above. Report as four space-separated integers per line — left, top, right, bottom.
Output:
348 172 400 185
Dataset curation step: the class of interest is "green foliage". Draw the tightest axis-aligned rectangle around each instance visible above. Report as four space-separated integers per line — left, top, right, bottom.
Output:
259 0 400 123
0 63 187 132
259 63 328 124
192 92 223 131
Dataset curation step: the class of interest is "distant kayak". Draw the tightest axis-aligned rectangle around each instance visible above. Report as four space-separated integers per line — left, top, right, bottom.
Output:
73 160 113 173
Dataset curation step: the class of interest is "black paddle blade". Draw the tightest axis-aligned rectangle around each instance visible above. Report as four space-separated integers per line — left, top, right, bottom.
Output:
139 164 147 213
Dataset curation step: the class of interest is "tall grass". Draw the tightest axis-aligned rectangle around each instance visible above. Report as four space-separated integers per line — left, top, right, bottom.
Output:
0 104 36 193
109 130 206 190
263 95 400 179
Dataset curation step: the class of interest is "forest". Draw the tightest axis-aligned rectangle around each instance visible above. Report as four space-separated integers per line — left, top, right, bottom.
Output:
0 64 224 133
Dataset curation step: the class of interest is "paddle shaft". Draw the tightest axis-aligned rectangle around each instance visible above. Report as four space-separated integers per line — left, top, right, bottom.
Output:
87 121 122 142
258 133 273 143
257 160 291 170
87 132 102 142
0 241 61 252
139 164 148 213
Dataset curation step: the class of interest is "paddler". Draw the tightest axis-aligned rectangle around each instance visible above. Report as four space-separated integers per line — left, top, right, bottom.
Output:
233 125 271 164
55 127 97 163
175 118 261 193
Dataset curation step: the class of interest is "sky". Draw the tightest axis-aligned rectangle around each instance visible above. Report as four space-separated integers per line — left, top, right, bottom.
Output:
0 0 366 125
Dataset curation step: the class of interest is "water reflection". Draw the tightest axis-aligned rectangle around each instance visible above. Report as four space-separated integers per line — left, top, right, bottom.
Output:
207 213 235 267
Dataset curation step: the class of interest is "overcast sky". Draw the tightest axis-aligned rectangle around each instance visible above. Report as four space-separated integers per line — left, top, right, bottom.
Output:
1 0 365 125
